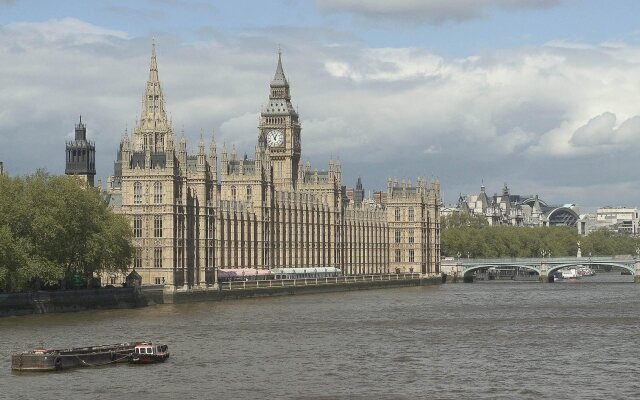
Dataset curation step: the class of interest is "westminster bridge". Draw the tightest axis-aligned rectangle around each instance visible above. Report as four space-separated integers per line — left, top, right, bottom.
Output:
441 256 640 283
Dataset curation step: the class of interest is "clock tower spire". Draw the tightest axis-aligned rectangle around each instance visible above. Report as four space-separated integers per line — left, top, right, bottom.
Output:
259 49 301 191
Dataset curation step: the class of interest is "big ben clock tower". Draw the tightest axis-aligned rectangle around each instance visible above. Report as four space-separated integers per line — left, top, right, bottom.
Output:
258 50 301 191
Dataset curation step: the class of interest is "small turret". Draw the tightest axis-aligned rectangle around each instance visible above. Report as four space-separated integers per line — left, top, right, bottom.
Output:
65 115 96 186
197 132 206 171
75 115 86 141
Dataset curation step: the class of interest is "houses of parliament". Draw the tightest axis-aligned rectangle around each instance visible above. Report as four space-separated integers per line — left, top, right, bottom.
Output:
67 44 441 288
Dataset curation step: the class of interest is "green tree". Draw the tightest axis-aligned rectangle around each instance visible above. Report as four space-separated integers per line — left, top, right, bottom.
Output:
442 214 627 258
0 171 133 292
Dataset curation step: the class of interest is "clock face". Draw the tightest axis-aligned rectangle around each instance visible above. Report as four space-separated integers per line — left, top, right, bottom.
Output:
266 130 284 147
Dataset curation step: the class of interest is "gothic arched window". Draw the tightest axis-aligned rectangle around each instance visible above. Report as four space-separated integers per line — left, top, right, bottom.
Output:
133 215 142 238
246 186 252 202
154 181 163 204
231 185 237 201
134 182 143 205
408 207 415 221
395 208 401 222
154 215 163 238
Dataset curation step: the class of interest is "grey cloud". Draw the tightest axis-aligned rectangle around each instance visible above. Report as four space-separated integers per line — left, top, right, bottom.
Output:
570 112 616 146
2 18 640 210
570 112 640 147
315 0 563 24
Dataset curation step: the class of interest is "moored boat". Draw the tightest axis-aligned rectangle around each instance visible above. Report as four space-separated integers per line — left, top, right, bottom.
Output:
561 268 580 279
11 341 169 371
578 266 595 277
130 342 170 364
11 342 137 371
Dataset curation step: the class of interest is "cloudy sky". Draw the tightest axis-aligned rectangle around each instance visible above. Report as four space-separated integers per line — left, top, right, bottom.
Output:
1 0 640 209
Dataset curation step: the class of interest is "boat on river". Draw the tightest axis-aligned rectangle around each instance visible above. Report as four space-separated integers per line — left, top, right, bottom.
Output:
561 268 580 279
11 341 168 371
130 342 170 364
578 266 595 277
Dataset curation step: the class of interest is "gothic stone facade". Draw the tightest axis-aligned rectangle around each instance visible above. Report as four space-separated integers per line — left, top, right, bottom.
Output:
106 46 440 287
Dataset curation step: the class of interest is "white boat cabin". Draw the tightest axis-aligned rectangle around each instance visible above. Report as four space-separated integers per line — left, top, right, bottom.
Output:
134 343 167 355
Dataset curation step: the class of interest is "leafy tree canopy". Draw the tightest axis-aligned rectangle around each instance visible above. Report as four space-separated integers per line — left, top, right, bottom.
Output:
441 214 640 258
0 171 133 292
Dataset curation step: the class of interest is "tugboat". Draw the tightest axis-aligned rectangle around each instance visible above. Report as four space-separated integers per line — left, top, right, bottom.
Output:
130 342 170 364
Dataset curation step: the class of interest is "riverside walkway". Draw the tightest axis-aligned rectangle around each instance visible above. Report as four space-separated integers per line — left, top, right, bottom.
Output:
441 256 640 283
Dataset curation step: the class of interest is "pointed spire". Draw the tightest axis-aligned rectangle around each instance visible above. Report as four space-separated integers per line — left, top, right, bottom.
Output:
149 38 158 83
136 40 169 142
271 48 288 87
198 130 205 154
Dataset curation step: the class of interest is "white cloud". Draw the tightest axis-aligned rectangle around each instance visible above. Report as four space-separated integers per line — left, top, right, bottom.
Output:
2 18 640 208
316 0 563 24
4 18 128 46
325 48 443 82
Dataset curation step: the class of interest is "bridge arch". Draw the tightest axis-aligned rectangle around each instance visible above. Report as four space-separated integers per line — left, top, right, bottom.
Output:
546 262 635 276
462 264 541 277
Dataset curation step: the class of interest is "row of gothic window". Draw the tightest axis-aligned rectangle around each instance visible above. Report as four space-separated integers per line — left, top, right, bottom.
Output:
394 249 416 263
229 185 251 202
133 181 163 204
265 117 285 124
133 247 163 269
394 207 416 222
148 95 159 112
133 215 163 238
394 229 415 243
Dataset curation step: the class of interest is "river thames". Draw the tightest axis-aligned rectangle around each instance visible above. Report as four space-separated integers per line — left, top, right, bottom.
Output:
1 273 639 399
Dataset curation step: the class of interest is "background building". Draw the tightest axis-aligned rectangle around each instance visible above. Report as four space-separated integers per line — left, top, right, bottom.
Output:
104 46 441 288
454 184 579 227
578 207 639 235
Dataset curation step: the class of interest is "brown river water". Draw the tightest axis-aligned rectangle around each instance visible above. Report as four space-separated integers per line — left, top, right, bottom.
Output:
1 273 639 399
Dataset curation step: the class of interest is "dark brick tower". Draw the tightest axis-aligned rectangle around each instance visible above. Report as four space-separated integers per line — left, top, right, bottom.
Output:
65 116 96 186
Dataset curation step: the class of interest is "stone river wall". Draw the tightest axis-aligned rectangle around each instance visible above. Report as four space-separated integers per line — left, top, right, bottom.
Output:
0 276 442 317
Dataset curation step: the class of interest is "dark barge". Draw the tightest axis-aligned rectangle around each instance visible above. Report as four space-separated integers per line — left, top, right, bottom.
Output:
11 342 137 371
